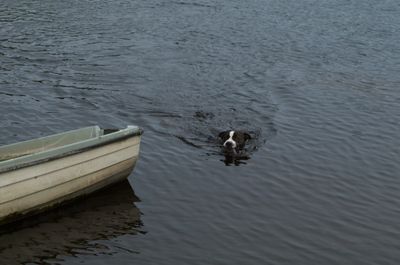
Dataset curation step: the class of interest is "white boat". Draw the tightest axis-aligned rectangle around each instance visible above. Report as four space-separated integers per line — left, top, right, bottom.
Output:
0 125 142 225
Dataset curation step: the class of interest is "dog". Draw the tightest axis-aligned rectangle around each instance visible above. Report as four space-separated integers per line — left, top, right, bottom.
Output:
218 130 251 165
219 130 251 150
219 130 251 156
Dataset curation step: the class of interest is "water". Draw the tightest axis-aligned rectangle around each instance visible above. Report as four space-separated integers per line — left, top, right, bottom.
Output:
1 0 400 264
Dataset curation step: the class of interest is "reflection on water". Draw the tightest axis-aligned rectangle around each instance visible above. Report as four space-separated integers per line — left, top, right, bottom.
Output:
0 181 143 265
221 153 249 166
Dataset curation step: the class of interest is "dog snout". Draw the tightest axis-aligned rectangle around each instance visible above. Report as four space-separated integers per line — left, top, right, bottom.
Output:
223 140 236 149
225 141 233 148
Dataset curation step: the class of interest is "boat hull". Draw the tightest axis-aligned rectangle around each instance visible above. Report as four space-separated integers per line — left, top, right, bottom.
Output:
0 134 140 225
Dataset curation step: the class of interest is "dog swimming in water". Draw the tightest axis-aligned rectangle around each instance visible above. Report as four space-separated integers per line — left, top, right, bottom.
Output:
218 130 251 165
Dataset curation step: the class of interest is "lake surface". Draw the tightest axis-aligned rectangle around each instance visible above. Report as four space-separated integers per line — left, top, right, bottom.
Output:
1 0 400 264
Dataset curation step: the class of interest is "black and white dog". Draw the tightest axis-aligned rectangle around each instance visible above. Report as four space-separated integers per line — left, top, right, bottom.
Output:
218 130 251 156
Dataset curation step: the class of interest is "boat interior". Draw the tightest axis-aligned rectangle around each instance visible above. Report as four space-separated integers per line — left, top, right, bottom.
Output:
0 126 117 162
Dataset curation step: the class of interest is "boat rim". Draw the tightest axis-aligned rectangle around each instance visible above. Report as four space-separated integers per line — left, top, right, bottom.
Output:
0 125 143 174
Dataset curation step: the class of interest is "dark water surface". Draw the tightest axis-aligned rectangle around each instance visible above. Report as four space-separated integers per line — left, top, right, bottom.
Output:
1 0 400 264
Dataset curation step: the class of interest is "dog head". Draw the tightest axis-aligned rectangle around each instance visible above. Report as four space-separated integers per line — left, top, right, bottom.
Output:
218 130 251 151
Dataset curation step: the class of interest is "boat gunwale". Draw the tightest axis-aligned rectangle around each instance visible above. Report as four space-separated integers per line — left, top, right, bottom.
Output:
0 126 143 174
0 143 138 190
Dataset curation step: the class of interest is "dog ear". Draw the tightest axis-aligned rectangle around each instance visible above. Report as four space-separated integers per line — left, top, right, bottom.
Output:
244 133 251 141
219 131 229 139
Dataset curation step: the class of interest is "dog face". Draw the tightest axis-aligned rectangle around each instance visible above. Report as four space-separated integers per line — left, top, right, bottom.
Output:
218 130 251 150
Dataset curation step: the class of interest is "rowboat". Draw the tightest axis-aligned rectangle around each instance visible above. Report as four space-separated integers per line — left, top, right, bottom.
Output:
0 125 142 225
